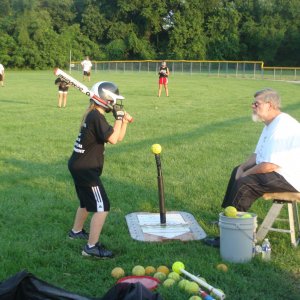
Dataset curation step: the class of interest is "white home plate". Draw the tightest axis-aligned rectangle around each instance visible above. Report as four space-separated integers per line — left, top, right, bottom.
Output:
126 211 207 242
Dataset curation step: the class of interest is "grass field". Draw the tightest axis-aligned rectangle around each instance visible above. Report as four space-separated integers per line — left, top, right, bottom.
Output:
0 70 300 299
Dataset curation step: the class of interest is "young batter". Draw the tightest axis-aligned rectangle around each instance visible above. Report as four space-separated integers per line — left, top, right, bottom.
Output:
68 81 132 258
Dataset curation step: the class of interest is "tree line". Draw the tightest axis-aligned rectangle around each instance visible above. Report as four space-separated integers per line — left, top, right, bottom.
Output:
0 0 299 69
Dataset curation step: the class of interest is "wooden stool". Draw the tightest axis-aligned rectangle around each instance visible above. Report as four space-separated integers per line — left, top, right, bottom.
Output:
256 192 300 247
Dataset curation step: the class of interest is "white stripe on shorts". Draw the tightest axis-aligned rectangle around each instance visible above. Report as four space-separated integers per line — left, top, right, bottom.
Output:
92 186 104 212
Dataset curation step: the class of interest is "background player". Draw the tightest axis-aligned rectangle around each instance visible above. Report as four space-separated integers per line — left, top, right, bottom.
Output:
81 56 92 82
55 77 70 108
158 61 170 97
0 63 5 87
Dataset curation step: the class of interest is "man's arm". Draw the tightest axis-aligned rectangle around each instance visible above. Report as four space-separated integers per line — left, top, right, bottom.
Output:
235 154 256 179
241 162 279 177
236 153 279 179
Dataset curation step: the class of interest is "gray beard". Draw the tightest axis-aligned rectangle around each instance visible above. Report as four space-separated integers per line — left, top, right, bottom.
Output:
252 113 263 122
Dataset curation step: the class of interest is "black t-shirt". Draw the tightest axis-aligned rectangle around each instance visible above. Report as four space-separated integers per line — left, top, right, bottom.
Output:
55 78 69 92
68 109 114 186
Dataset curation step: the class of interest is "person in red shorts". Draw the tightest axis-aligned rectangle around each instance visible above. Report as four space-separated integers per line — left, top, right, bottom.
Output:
158 61 170 97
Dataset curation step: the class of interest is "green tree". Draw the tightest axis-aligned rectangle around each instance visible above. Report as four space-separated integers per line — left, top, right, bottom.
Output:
205 2 241 60
166 1 206 59
41 0 76 33
0 33 17 65
0 0 12 17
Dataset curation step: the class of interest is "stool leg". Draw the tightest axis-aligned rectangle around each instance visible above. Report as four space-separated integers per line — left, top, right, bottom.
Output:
288 203 296 246
257 203 283 242
292 202 300 246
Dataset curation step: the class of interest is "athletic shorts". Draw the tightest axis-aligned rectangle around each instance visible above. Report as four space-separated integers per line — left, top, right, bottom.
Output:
159 77 168 85
83 71 91 76
58 90 68 94
75 184 110 212
59 85 68 93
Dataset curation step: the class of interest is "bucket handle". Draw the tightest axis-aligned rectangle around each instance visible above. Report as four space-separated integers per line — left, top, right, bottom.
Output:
220 222 257 242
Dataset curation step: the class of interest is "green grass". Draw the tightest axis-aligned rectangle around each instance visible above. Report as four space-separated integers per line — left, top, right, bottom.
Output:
1 70 300 299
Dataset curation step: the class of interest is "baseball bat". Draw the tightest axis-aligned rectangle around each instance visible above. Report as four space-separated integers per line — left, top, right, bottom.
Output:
199 288 216 300
54 68 133 123
54 68 112 109
180 269 225 299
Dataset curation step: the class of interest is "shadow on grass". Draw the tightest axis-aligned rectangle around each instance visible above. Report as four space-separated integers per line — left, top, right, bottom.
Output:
0 99 30 105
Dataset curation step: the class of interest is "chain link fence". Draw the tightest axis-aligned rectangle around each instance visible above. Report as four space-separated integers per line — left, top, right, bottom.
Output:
70 60 300 81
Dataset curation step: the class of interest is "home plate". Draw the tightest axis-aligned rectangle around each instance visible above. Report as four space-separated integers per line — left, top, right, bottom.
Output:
126 211 207 242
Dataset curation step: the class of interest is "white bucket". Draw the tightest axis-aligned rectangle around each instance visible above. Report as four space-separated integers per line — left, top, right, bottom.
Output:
219 212 257 263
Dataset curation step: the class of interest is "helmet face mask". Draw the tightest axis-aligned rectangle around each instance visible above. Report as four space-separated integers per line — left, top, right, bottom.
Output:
90 81 124 112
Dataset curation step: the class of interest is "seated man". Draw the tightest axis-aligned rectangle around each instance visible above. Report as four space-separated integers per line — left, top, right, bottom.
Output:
205 88 300 247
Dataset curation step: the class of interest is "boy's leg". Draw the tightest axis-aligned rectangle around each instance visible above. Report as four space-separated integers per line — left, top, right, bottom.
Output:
88 211 108 245
72 207 89 232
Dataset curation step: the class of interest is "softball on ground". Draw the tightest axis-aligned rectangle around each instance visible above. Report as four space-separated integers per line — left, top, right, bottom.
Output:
111 267 125 279
168 271 181 281
216 263 228 272
153 272 166 282
157 265 169 275
145 266 156 275
151 144 162 154
185 281 199 294
163 278 176 287
132 265 145 276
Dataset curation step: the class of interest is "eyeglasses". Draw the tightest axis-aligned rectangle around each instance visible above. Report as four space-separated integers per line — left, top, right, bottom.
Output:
252 101 266 107
252 101 270 108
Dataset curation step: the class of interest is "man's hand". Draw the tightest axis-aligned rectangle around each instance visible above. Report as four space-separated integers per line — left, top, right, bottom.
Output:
113 105 125 120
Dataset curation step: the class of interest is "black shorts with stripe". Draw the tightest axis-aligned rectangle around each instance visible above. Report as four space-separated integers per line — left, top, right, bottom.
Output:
75 183 110 212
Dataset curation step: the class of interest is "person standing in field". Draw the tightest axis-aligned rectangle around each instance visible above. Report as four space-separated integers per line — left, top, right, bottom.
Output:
81 56 92 82
0 63 5 87
55 77 70 108
68 81 133 258
158 61 170 97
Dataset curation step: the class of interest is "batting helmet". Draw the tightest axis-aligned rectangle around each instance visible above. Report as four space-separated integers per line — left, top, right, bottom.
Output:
90 81 124 111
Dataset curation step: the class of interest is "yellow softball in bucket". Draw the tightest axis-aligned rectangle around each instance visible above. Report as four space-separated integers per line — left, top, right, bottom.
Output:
224 206 237 218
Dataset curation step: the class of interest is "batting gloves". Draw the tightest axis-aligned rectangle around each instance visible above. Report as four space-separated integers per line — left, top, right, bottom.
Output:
113 105 125 120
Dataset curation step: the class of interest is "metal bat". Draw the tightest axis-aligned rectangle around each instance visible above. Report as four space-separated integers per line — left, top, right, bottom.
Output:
179 268 225 299
54 68 112 109
54 68 134 123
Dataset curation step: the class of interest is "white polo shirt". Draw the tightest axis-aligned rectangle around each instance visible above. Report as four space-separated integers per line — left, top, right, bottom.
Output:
81 60 92 72
255 112 300 191
0 64 4 75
